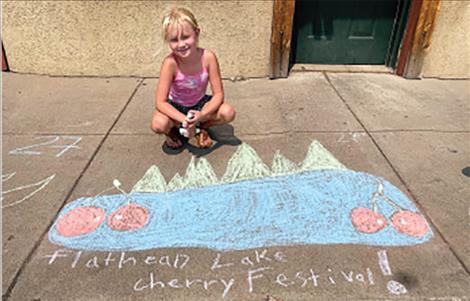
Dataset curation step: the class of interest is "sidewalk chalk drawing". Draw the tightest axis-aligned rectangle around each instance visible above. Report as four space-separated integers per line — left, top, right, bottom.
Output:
48 140 432 251
9 135 81 157
2 173 56 209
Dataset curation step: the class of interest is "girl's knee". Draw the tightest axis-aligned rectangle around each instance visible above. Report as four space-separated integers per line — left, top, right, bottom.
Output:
150 113 171 134
150 120 164 134
220 104 236 123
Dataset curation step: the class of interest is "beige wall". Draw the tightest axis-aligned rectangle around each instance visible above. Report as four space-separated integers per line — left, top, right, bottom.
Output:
3 1 469 79
422 1 470 79
2 1 273 78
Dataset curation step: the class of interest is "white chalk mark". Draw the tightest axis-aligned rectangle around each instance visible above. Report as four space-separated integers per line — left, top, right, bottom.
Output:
378 250 407 295
90 186 116 204
9 136 81 157
351 132 366 143
337 132 366 144
387 280 407 295
112 179 133 205
2 174 56 208
10 136 60 155
337 134 346 143
52 136 82 157
113 179 129 196
90 180 138 206
66 121 92 128
377 250 392 276
2 172 16 182
113 179 122 189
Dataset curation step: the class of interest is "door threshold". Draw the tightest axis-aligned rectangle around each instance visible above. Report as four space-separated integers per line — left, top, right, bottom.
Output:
291 64 393 74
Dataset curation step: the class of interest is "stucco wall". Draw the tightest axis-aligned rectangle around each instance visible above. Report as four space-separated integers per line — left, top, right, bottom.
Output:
422 1 470 79
4 1 468 79
2 1 273 78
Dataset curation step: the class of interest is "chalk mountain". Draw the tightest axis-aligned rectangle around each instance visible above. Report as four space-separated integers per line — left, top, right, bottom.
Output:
131 140 346 193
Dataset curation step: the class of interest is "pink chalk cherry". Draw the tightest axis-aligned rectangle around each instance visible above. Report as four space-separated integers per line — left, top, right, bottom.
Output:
351 207 387 233
56 206 106 237
391 210 429 237
107 204 149 231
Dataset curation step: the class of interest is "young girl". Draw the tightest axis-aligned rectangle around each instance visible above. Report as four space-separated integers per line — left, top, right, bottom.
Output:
151 7 236 149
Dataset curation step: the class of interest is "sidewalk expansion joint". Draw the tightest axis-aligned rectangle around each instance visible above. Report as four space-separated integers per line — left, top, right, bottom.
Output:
323 72 470 277
368 129 470 134
4 71 146 80
2 129 468 137
102 129 470 137
2 79 145 300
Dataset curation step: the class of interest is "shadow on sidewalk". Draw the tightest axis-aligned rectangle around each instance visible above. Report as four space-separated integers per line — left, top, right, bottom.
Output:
162 124 242 157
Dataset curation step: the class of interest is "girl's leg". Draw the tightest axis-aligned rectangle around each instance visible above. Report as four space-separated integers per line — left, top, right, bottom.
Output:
150 110 182 148
200 103 236 129
197 103 236 148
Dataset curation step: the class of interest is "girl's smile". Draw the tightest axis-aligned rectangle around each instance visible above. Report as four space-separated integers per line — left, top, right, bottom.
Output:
167 22 199 60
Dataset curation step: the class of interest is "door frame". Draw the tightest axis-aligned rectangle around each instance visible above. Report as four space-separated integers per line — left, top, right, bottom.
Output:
270 0 440 78
396 0 440 78
270 0 296 78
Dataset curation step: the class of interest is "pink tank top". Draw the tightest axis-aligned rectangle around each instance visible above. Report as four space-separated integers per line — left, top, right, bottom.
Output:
170 49 209 107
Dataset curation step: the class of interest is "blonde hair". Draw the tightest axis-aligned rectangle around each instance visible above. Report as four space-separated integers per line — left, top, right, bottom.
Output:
162 7 199 41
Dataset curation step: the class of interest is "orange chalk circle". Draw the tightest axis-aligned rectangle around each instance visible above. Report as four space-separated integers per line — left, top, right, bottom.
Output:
391 211 429 237
351 207 387 234
107 204 149 231
56 206 106 237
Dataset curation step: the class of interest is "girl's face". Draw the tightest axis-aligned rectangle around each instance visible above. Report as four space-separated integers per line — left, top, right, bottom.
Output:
167 21 199 59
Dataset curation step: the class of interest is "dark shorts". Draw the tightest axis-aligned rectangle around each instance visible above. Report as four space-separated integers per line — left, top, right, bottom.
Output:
169 95 212 116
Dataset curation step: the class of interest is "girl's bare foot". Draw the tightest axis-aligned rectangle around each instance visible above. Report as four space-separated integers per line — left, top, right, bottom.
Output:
195 129 213 148
164 127 183 149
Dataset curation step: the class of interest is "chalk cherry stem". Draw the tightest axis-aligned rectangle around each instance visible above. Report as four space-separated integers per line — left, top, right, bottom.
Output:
113 179 133 205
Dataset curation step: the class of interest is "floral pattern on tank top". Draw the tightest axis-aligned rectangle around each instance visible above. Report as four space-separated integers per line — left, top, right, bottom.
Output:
170 49 209 107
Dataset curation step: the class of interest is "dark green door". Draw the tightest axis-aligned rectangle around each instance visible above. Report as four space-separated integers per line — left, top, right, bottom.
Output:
292 0 398 64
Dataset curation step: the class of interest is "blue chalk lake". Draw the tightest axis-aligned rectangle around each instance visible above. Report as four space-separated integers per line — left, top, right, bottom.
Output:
49 169 433 251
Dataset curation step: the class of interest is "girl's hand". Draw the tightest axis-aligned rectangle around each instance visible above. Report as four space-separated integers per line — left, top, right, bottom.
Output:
186 110 202 126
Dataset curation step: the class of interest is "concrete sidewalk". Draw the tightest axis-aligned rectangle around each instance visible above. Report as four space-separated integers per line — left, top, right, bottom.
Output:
2 71 469 301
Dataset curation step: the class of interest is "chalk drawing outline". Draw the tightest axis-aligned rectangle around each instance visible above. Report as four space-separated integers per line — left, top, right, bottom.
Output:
2 174 56 209
337 132 367 144
48 140 433 251
2 172 17 182
9 136 81 157
51 136 82 157
9 136 60 155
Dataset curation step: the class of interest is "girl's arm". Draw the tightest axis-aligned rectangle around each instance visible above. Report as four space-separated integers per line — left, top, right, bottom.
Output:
199 50 224 120
155 57 187 124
